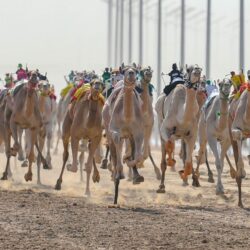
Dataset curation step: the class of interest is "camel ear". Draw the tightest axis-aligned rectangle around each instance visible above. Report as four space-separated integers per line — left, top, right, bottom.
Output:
90 80 94 87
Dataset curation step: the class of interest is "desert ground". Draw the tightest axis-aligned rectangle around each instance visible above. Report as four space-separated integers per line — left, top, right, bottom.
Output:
0 144 250 249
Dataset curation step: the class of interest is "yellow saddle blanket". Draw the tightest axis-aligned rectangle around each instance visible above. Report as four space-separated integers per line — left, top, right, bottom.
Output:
73 84 105 105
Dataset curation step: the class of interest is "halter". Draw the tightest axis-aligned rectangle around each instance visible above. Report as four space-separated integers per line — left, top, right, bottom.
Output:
124 79 135 90
219 91 230 101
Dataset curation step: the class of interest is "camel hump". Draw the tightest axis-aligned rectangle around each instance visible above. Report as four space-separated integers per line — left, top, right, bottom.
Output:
12 81 27 97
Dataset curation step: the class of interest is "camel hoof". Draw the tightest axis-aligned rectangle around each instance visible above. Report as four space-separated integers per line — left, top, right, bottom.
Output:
127 177 132 182
238 201 244 208
43 162 50 170
192 179 201 187
21 160 28 168
182 177 189 186
208 176 215 183
1 172 8 181
133 175 144 185
24 172 32 182
10 148 17 157
85 190 91 197
179 170 186 180
156 185 165 193
67 164 78 173
240 169 246 179
108 204 120 208
18 154 25 162
167 158 176 167
116 173 125 180
107 163 112 172
92 171 100 183
100 159 108 169
170 166 176 172
55 180 62 190
216 190 224 195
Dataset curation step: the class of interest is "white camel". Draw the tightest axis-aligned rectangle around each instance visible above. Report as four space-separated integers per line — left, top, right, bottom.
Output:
155 65 202 192
195 78 236 194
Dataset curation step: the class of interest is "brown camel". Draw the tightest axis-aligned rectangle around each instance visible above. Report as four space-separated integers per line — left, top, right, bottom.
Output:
2 72 48 182
102 66 144 205
55 80 104 196
138 67 161 179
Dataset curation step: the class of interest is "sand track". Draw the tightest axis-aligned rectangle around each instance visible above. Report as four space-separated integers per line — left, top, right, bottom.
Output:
0 148 250 249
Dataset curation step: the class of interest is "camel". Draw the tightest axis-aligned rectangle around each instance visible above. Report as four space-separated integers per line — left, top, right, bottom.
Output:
155 65 202 193
137 67 161 177
37 81 57 172
55 79 104 195
2 72 48 182
102 66 145 205
194 79 235 194
228 79 250 207
54 85 74 154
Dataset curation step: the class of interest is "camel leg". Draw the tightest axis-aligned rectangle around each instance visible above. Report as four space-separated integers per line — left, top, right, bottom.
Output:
157 138 167 193
68 136 80 173
55 137 70 190
129 136 144 184
114 178 120 205
92 158 100 183
208 136 224 194
165 139 176 168
100 145 110 169
94 144 103 164
193 136 207 187
143 125 152 161
46 124 53 169
79 151 84 182
1 129 12 180
84 136 101 196
37 129 45 185
24 129 37 182
109 141 120 205
54 120 61 155
9 118 20 155
179 136 196 185
111 131 125 180
17 128 25 161
205 150 214 183
149 149 161 180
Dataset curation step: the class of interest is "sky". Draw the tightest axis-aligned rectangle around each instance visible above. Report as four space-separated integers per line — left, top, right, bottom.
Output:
0 0 249 94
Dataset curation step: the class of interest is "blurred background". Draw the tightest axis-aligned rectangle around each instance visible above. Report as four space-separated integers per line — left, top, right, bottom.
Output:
0 0 249 94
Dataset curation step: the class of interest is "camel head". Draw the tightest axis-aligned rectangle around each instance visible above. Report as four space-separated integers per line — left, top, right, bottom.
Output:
218 78 232 100
123 66 137 89
27 71 39 93
140 66 153 84
90 79 104 100
189 65 202 84
39 81 51 95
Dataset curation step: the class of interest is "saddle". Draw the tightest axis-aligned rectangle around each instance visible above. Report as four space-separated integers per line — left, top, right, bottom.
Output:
163 79 184 96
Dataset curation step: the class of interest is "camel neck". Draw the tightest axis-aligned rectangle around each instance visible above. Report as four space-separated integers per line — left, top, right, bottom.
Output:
87 99 99 127
25 90 35 117
141 81 150 114
244 90 250 123
217 97 228 131
182 88 197 124
123 87 134 121
39 95 46 114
